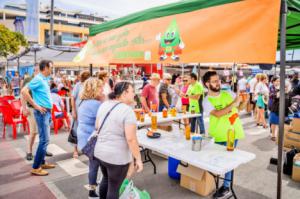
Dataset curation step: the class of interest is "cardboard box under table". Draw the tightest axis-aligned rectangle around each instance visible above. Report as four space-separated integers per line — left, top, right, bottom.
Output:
292 153 300 182
276 124 300 150
177 165 215 196
292 118 300 133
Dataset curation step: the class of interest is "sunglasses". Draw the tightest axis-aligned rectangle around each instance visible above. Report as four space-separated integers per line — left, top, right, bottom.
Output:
183 80 188 82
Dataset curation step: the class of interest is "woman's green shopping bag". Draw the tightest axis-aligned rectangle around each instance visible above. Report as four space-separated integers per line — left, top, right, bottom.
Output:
119 179 151 199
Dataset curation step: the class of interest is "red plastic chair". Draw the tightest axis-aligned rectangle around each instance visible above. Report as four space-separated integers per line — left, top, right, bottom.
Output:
0 105 29 139
0 100 10 124
10 100 23 117
2 95 15 101
51 104 70 134
58 90 67 96
0 99 10 107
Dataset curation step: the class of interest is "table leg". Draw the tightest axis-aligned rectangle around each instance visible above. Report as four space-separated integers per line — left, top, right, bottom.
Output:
210 172 238 199
214 175 220 198
195 118 199 134
230 170 237 199
140 148 157 174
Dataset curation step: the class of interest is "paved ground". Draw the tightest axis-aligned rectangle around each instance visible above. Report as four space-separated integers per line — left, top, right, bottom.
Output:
0 112 300 199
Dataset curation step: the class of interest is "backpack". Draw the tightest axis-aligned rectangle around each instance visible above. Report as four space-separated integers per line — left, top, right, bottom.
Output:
283 148 299 175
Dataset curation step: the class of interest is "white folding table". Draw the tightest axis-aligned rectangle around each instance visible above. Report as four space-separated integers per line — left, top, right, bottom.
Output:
137 112 202 129
137 129 256 199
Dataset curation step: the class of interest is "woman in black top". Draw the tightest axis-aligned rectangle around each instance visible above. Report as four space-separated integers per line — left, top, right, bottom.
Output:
269 82 291 141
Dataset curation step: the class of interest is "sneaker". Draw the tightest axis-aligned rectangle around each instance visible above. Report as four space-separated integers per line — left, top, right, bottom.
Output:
88 190 99 199
213 186 231 199
31 168 48 176
41 163 56 169
46 151 53 157
26 153 33 161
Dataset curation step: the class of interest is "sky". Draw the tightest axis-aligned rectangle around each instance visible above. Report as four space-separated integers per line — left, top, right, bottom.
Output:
0 0 180 19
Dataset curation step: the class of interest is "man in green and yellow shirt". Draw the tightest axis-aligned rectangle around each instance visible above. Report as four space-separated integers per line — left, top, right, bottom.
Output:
202 71 245 199
186 73 205 134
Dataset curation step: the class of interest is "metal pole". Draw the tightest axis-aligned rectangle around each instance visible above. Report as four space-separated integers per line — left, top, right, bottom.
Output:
17 57 20 88
277 1 287 199
6 58 8 71
291 49 295 61
89 64 93 76
34 50 37 65
50 0 54 46
198 63 201 79
132 64 135 83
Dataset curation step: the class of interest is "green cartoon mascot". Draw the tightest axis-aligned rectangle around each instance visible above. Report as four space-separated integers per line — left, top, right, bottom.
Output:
156 19 185 61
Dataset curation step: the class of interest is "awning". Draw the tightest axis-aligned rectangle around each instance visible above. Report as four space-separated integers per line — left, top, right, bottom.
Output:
75 0 281 64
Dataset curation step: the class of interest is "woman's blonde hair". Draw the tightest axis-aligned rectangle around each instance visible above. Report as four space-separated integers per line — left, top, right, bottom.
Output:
260 74 267 81
98 71 108 81
80 78 103 100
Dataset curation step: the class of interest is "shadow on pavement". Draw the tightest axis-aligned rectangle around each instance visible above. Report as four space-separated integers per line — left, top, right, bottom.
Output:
252 137 277 152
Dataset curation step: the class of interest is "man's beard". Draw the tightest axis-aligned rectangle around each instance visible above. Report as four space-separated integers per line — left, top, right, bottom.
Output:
209 84 220 92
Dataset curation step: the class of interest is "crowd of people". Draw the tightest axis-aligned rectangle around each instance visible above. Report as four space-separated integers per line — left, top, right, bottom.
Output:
1 59 300 199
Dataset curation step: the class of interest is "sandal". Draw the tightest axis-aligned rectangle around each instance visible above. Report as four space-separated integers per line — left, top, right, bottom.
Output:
270 136 276 141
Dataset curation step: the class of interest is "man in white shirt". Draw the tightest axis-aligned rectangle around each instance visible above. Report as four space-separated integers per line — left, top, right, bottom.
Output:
238 76 248 92
237 76 248 111
249 74 259 112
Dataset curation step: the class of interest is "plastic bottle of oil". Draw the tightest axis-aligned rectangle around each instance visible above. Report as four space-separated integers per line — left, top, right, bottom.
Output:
151 111 158 131
227 113 238 151
162 107 168 118
227 126 235 151
185 125 191 140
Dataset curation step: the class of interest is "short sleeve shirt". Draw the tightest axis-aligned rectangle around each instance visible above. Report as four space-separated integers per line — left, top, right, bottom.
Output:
141 84 158 108
94 101 137 165
159 83 171 107
238 78 247 91
187 82 204 113
11 76 20 88
203 90 236 117
72 82 82 110
28 73 52 109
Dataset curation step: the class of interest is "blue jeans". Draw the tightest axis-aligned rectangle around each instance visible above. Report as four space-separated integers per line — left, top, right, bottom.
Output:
158 105 165 112
32 109 51 169
215 140 238 188
13 87 20 96
89 157 100 185
190 115 205 134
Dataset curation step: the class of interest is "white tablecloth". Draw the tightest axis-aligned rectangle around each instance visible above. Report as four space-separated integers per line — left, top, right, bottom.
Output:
137 129 256 175
137 112 201 127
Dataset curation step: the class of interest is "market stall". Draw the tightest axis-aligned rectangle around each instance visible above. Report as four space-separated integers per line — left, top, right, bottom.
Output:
73 0 300 198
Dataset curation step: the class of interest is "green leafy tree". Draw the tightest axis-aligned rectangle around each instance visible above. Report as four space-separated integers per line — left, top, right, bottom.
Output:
0 24 28 59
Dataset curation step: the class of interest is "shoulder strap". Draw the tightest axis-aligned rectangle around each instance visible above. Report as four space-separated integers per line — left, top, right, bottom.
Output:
96 102 121 135
78 100 84 107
